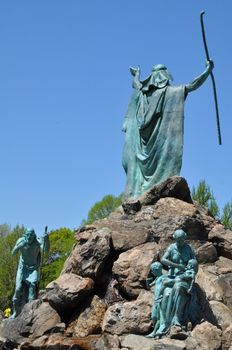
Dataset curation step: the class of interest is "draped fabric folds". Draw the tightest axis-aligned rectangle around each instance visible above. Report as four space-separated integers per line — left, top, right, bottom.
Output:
122 84 186 199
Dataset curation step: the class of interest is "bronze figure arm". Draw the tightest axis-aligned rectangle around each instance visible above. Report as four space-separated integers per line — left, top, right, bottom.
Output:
185 60 214 93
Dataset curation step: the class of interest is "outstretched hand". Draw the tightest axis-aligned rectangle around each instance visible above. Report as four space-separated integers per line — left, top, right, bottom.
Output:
129 66 140 77
206 59 214 71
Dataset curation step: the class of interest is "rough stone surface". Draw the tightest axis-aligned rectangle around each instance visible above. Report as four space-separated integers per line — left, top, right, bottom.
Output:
222 325 232 350
95 212 155 252
67 295 107 337
45 273 94 313
91 334 120 350
122 199 141 215
151 197 215 241
112 242 159 297
194 241 218 264
62 228 111 279
103 278 125 306
138 176 192 206
0 337 16 350
185 321 222 350
120 334 186 350
21 334 101 350
215 256 232 273
3 177 232 350
102 290 153 335
209 300 232 331
209 224 232 260
0 300 61 344
196 265 232 310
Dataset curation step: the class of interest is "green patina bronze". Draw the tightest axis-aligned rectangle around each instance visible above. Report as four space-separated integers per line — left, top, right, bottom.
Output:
122 61 214 198
11 228 50 318
147 230 199 338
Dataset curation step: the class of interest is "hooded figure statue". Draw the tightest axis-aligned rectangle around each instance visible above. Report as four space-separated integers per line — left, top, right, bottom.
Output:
122 61 213 199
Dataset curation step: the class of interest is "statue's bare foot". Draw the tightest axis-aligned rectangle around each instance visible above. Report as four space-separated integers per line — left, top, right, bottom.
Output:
146 330 156 338
172 317 182 327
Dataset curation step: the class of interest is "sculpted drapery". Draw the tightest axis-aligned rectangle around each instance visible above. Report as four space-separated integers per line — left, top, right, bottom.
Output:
122 62 213 199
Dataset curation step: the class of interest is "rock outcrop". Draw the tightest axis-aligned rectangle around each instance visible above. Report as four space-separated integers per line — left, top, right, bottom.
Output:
1 176 232 350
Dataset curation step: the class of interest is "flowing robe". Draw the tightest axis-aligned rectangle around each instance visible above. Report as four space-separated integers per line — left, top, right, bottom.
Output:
122 84 185 198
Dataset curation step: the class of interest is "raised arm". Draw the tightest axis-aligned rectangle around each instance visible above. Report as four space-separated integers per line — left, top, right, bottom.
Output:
12 237 26 255
130 66 142 90
185 60 214 94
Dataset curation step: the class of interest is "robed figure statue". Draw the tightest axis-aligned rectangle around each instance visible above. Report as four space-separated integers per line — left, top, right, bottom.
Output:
122 61 214 199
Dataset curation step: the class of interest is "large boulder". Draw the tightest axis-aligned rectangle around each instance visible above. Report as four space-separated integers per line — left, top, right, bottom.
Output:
91 334 120 350
193 241 218 264
62 227 111 279
120 334 186 350
185 321 222 350
222 324 232 350
209 301 232 331
96 217 154 252
112 242 159 298
196 263 232 310
102 290 153 335
0 300 61 344
21 334 102 350
45 273 94 313
209 224 232 259
151 197 215 240
66 295 107 338
137 176 192 206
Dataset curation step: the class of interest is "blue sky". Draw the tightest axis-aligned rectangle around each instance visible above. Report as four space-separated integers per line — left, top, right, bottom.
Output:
0 1 231 235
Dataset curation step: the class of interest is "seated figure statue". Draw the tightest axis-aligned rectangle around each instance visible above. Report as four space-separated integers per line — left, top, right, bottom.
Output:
11 228 50 318
147 229 199 338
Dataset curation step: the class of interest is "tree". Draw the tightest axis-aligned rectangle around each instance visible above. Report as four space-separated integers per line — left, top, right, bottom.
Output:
0 225 25 311
40 227 75 288
221 201 232 230
84 194 123 225
192 180 219 218
0 225 75 310
0 224 11 238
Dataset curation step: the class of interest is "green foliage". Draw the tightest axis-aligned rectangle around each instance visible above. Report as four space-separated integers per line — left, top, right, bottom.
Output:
0 224 11 238
84 194 123 225
192 180 219 218
0 225 75 311
221 201 232 230
0 225 25 311
40 227 75 288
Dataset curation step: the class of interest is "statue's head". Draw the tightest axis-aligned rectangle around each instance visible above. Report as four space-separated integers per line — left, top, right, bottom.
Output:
151 64 173 88
187 259 198 272
173 229 187 247
152 64 167 72
24 228 36 244
150 261 162 276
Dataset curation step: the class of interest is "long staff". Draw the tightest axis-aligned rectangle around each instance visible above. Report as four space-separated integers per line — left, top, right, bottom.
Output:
200 11 222 145
39 225 48 281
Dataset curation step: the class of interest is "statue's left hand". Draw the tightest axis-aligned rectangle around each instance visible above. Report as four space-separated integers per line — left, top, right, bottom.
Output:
206 59 214 71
